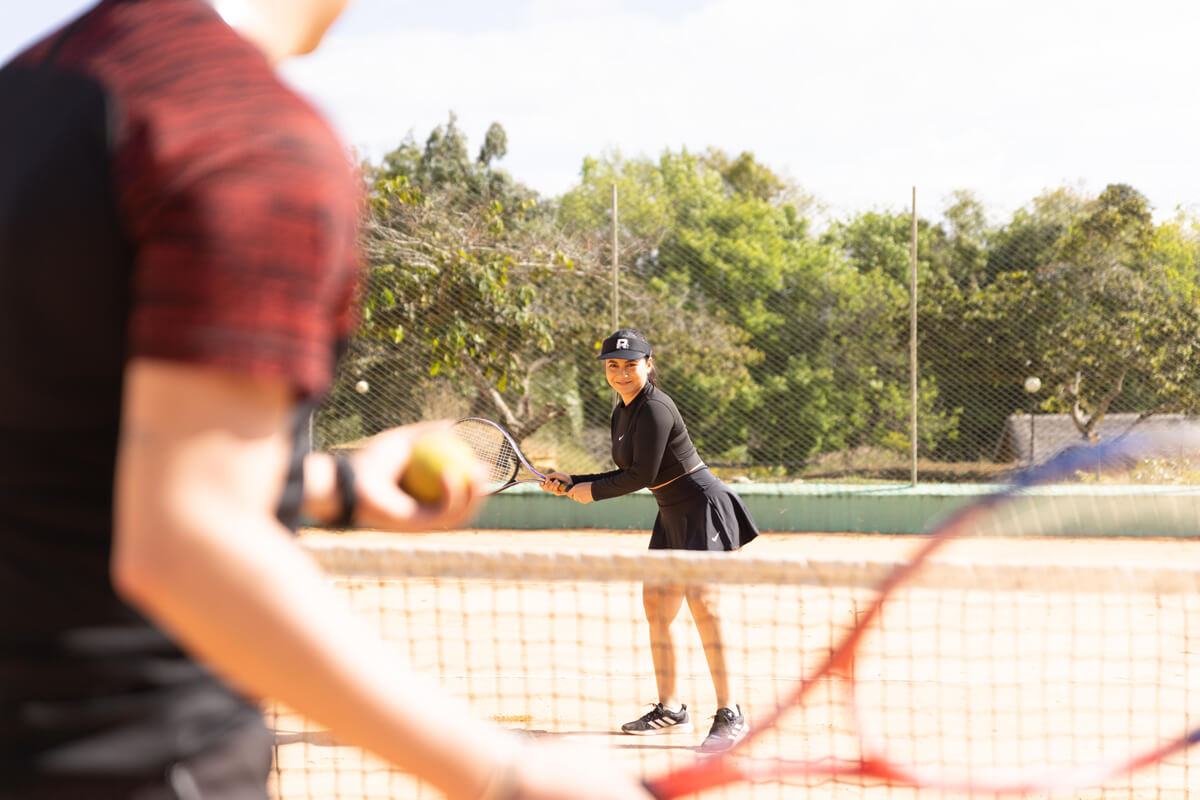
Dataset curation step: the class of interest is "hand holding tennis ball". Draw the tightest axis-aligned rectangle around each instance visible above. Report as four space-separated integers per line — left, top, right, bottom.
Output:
400 430 481 506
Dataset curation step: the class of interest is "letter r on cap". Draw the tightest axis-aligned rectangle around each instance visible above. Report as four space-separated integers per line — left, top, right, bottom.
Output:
617 338 629 349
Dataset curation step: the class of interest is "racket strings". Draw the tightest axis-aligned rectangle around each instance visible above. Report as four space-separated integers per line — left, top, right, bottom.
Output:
848 528 1200 788
453 421 520 486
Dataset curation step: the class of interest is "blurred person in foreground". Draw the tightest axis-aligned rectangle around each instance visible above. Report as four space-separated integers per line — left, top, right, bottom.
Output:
0 1 651 798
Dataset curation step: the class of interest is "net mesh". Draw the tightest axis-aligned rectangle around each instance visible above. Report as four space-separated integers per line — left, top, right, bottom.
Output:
266 529 1200 800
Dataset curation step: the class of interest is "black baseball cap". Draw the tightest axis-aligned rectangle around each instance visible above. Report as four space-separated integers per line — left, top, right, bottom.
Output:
597 329 652 360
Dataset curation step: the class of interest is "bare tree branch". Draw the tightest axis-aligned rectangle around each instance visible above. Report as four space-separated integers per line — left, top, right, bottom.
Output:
1067 368 1126 441
460 356 515 427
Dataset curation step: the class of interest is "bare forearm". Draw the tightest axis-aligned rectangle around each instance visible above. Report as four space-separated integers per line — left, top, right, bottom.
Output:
114 509 504 800
109 362 647 800
112 362 505 799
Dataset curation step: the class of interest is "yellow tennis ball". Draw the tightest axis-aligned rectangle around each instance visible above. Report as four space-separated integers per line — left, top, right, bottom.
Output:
399 430 478 506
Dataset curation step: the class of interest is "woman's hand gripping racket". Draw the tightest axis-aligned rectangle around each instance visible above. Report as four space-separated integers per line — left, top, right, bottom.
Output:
452 417 548 495
645 427 1200 798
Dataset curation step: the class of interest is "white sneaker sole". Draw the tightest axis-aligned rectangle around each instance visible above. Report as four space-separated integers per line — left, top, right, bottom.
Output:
699 723 747 752
621 722 694 736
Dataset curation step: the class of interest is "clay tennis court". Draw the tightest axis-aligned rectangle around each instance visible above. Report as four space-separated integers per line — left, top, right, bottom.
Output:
267 529 1200 800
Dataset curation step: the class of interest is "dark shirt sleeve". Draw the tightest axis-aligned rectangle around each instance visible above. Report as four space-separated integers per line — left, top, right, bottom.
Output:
573 400 674 500
570 468 618 484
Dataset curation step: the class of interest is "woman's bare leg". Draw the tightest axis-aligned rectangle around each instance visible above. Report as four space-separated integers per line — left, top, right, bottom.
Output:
685 585 733 709
643 583 684 706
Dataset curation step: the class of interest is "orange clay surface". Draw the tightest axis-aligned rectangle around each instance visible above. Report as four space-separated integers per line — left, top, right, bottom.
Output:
265 529 1200 800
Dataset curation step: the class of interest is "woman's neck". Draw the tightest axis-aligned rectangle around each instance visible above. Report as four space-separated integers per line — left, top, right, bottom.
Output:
619 383 649 406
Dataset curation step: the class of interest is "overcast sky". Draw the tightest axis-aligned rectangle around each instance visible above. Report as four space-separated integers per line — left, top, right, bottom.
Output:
6 0 1200 225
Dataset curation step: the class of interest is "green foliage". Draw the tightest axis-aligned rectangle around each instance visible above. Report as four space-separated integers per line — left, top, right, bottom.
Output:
919 183 1200 457
700 148 786 202
1027 185 1197 429
557 152 674 266
351 117 594 439
558 148 865 464
823 211 918 284
320 121 1200 474
364 175 554 374
821 211 963 458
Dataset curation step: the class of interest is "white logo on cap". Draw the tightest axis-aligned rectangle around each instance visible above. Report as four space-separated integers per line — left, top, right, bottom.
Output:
617 338 629 349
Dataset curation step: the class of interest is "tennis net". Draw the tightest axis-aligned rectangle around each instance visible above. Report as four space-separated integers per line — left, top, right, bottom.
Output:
267 533 1200 800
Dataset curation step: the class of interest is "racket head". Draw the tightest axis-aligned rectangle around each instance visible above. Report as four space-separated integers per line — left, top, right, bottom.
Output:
451 417 543 493
850 427 1200 788
647 425 1200 798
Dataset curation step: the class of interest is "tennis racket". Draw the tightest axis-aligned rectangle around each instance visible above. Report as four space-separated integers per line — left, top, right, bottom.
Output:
645 426 1200 798
452 417 548 494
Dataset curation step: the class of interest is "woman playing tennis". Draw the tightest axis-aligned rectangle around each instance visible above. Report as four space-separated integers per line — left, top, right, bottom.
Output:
542 329 760 753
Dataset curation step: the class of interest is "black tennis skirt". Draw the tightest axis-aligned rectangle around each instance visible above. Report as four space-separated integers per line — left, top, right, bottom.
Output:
648 468 759 552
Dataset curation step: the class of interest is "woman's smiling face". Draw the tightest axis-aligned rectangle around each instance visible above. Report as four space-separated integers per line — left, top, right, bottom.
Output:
605 357 651 403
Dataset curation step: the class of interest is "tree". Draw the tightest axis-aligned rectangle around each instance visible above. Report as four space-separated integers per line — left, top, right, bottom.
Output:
700 148 784 202
556 150 675 271
984 186 1086 285
923 184 1200 456
557 150 766 460
348 118 596 444
562 148 957 465
627 149 843 463
335 126 1200 474
936 190 990 291
1032 184 1187 437
822 208 964 459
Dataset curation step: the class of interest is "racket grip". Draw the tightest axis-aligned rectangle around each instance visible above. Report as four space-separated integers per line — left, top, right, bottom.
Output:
641 778 664 799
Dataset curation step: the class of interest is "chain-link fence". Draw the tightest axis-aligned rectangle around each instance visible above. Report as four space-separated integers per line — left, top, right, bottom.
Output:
314 129 1200 484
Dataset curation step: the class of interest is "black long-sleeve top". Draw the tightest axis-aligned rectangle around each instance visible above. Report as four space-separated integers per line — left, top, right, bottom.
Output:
571 383 704 500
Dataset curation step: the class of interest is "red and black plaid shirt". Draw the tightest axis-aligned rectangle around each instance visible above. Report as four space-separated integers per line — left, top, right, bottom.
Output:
0 0 360 777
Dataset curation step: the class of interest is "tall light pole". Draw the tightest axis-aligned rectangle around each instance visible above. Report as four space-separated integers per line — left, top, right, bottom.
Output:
1024 376 1042 464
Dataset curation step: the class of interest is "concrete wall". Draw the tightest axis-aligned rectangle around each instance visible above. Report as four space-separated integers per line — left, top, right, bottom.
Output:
472 482 1200 537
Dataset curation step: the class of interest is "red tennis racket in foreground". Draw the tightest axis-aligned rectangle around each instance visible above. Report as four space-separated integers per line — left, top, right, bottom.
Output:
645 427 1200 798
452 417 548 494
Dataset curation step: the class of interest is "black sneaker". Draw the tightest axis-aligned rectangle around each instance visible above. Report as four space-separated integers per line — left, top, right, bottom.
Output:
620 703 693 735
699 705 747 753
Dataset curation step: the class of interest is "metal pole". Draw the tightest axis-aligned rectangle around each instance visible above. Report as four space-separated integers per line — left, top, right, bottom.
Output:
611 184 620 410
1030 412 1035 464
611 183 619 331
1024 375 1041 464
909 187 919 486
